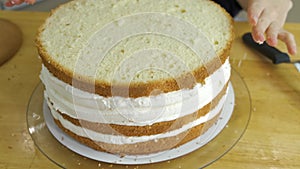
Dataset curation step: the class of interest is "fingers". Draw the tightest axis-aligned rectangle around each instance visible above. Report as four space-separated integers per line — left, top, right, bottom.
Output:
266 22 281 46
252 6 285 44
251 10 277 44
248 1 275 44
237 0 296 55
247 1 297 55
251 19 297 55
278 30 297 55
247 1 263 26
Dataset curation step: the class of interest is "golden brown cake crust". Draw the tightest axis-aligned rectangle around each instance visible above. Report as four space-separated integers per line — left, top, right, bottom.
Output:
35 0 234 98
37 44 231 98
54 111 221 155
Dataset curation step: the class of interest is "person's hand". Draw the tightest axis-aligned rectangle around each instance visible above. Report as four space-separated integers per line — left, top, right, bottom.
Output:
248 0 296 54
246 0 297 55
5 0 36 7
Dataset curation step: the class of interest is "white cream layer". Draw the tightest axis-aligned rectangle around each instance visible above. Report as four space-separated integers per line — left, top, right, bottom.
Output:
41 59 230 126
48 92 227 144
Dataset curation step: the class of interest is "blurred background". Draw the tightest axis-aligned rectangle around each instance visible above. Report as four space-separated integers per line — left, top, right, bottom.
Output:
1 0 299 22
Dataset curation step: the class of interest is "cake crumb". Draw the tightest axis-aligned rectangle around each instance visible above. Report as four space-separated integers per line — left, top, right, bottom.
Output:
167 161 171 163
98 163 101 167
243 53 248 59
253 107 257 112
238 59 242 67
178 165 182 168
32 113 40 120
109 164 113 167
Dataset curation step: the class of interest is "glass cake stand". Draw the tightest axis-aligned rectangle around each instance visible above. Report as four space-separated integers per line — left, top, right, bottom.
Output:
27 69 251 169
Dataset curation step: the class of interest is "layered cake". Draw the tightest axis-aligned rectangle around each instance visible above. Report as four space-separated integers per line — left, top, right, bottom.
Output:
36 0 233 155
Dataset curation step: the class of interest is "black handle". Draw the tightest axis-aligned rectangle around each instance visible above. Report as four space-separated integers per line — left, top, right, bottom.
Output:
242 32 290 64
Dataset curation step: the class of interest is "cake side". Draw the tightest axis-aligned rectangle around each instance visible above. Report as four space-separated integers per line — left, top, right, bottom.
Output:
53 111 221 155
36 0 234 97
40 58 231 127
47 84 228 137
48 85 228 155
42 57 231 155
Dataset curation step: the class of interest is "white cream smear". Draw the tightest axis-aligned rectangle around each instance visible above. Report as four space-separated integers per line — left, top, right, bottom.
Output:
40 58 231 126
48 92 227 144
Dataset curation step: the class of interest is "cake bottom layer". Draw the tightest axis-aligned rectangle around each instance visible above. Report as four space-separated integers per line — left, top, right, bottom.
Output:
52 111 221 155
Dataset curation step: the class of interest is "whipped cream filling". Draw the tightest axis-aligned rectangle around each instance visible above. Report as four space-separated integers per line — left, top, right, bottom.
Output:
48 92 227 144
41 59 230 126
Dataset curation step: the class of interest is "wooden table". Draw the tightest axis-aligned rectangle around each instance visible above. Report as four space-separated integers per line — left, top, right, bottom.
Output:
0 11 299 169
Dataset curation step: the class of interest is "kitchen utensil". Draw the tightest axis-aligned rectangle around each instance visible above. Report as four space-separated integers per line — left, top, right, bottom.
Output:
242 32 300 72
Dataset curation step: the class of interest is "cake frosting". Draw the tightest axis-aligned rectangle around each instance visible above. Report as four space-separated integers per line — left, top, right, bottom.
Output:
48 93 227 144
41 58 230 149
41 59 230 126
